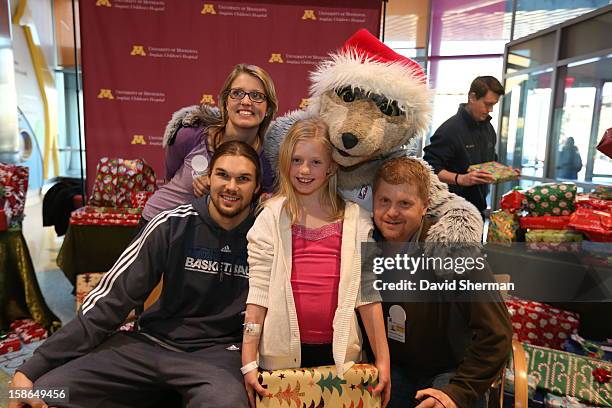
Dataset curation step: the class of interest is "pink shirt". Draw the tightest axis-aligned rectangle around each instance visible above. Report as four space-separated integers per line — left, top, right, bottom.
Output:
291 221 343 344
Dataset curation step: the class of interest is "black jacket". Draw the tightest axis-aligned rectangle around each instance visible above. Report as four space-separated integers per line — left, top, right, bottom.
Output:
20 197 253 381
424 104 497 213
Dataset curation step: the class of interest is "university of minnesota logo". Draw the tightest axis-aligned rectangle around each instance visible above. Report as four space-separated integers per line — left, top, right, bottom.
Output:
299 98 310 109
201 4 216 15
130 45 146 56
97 89 114 99
268 53 284 63
302 10 316 20
131 135 147 145
96 0 111 7
200 94 215 105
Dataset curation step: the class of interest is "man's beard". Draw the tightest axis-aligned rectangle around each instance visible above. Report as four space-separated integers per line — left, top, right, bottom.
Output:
210 192 249 219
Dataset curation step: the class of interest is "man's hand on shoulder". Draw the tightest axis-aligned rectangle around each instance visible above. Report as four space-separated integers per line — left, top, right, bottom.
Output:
415 388 457 408
8 371 48 408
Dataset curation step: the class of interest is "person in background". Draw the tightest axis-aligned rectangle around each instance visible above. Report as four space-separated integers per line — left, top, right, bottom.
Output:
557 137 582 179
372 157 513 408
142 63 278 223
424 76 518 219
10 142 261 408
242 118 391 408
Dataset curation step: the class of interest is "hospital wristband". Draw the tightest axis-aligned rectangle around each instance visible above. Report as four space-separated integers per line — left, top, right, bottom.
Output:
241 361 258 375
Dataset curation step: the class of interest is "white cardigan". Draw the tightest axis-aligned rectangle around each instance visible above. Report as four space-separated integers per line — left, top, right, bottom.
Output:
246 197 379 377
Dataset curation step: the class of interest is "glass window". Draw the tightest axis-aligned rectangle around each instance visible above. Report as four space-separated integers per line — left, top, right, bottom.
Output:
513 0 610 41
501 70 554 178
430 0 512 56
560 11 612 60
553 57 612 183
383 0 429 58
507 32 556 71
428 57 504 140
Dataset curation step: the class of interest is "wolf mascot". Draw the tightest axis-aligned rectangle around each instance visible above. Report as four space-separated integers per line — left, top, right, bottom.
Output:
264 29 482 243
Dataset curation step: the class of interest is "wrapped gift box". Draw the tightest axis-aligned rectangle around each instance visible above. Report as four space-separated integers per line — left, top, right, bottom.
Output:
70 206 142 227
0 334 21 355
525 230 583 252
131 191 153 209
257 364 380 408
576 194 612 212
545 393 599 408
0 163 29 226
591 186 612 201
524 183 576 216
524 343 612 407
468 161 518 184
520 215 571 230
569 208 612 242
20 327 48 344
501 188 526 212
89 158 156 208
505 297 579 350
76 272 106 310
487 210 519 245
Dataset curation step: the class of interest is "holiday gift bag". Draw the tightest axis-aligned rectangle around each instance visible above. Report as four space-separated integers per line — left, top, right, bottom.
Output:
524 183 577 216
505 296 580 350
89 157 156 208
468 161 519 184
523 343 612 406
257 364 380 408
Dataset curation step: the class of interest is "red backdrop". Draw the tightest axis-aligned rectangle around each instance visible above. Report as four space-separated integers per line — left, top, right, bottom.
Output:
79 0 381 190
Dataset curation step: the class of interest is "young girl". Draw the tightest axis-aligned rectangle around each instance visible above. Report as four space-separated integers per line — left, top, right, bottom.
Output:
241 118 390 407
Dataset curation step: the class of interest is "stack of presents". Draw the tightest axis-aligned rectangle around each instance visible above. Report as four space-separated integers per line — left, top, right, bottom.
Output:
0 162 29 231
480 162 612 407
71 157 157 310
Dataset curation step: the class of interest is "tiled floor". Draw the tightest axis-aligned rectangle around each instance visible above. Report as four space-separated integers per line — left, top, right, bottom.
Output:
22 189 76 324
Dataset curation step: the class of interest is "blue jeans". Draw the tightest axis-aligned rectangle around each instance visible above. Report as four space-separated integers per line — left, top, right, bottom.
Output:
388 364 488 408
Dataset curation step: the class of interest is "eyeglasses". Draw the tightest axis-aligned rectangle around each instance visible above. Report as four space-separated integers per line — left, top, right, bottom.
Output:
228 88 267 103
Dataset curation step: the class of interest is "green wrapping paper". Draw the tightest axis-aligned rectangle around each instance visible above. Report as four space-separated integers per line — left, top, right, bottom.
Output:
487 210 519 245
524 183 577 216
523 343 612 406
467 161 518 183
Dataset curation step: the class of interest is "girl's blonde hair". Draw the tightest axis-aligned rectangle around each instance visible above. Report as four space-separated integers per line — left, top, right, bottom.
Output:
273 118 344 223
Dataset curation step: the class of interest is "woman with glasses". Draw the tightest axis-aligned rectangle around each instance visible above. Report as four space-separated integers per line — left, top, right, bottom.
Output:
142 64 279 223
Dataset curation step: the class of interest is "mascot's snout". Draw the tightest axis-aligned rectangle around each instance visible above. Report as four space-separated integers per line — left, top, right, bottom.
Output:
341 133 358 149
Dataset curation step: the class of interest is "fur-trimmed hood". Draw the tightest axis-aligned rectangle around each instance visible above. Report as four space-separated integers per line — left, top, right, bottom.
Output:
162 105 220 148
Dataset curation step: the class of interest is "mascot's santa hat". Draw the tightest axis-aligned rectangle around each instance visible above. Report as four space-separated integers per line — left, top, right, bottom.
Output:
307 29 432 142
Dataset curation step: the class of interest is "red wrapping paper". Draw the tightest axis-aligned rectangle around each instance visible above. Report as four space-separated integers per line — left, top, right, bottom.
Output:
576 194 612 211
70 206 142 226
505 296 580 350
568 207 612 241
0 163 29 224
0 335 21 355
19 327 48 344
520 215 572 230
501 189 526 212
